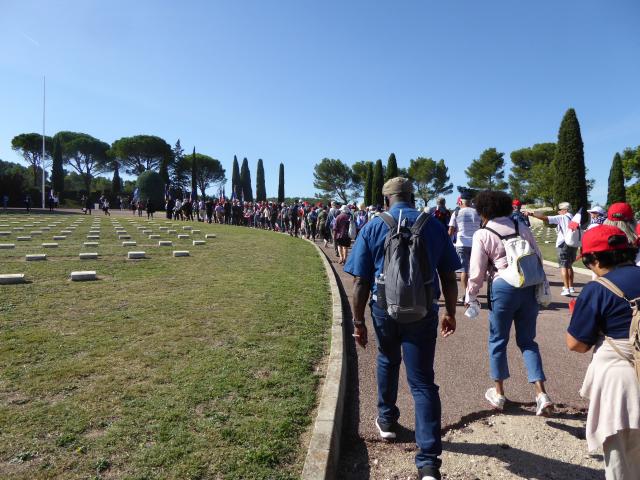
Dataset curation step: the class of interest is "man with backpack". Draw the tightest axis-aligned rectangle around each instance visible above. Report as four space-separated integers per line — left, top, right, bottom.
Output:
528 202 578 296
344 177 460 480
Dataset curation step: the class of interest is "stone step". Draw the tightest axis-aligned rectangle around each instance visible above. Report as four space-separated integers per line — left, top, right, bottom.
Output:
0 244 15 249
84 242 99 247
26 254 47 261
192 240 206 245
0 273 26 284
52 235 66 240
42 243 58 248
70 271 96 281
16 236 32 241
127 251 146 259
122 241 137 246
205 234 217 239
177 234 190 239
158 241 173 246
172 250 190 257
79 252 98 260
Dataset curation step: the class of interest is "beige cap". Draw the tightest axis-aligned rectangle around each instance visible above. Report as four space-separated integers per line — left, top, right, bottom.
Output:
382 177 414 196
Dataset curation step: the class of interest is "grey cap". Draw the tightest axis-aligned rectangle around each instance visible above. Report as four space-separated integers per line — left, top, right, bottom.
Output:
382 177 414 196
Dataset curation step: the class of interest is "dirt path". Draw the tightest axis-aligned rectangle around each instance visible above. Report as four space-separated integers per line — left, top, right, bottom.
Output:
317 242 601 479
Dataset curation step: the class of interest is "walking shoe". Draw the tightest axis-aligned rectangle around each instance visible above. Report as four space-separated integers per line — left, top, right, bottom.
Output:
418 465 441 480
569 287 576 294
485 387 506 410
561 287 571 296
536 393 553 416
457 296 465 305
374 417 397 440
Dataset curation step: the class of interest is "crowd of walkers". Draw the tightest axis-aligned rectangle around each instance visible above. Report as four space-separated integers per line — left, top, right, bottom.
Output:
338 177 639 480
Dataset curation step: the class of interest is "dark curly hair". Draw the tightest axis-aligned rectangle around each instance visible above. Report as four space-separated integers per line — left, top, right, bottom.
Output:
474 190 513 220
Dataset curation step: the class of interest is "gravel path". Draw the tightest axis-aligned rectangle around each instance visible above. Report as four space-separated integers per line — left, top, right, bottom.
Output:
318 242 601 479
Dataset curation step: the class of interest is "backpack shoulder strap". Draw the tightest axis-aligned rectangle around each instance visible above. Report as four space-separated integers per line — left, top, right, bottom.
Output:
596 277 628 300
410 212 430 235
379 212 397 231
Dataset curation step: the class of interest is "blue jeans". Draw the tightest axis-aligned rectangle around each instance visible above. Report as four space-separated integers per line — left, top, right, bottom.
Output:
370 302 441 469
489 279 546 382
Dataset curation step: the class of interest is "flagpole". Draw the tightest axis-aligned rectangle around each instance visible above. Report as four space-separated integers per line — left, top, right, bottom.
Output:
41 75 46 209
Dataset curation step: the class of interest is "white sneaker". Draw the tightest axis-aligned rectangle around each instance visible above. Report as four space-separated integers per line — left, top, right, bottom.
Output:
561 288 571 296
485 387 506 410
536 393 553 416
569 287 576 294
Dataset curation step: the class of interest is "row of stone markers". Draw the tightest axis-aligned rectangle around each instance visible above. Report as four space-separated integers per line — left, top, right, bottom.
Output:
0 215 217 285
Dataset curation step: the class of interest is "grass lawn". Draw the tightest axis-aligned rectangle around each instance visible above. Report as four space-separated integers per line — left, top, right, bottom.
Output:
0 212 331 479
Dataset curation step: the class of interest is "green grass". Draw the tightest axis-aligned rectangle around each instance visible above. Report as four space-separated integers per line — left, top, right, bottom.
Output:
0 212 331 479
531 224 579 266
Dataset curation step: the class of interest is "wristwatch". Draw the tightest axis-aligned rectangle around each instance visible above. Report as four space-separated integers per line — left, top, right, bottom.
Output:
353 319 365 327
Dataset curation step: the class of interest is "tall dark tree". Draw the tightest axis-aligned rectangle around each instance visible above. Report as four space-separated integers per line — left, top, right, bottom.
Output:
508 143 556 202
277 163 285 203
232 155 241 198
621 146 640 211
191 147 198 199
364 161 374 206
55 131 110 193
607 152 626 205
256 159 267 201
11 133 53 187
51 135 65 198
313 158 358 203
110 135 172 175
112 161 122 195
385 153 398 181
553 108 588 212
169 139 184 187
240 157 253 202
373 159 384 206
465 148 508 191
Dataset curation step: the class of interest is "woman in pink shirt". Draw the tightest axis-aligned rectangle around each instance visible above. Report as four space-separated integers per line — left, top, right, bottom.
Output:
465 191 553 416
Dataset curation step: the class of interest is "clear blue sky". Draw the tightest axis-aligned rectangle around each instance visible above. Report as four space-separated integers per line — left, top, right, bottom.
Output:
1 0 639 206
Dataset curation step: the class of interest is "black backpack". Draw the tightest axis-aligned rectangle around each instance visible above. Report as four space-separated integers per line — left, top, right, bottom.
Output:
377 211 434 323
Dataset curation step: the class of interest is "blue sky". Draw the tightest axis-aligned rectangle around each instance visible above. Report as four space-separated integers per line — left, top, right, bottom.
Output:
1 0 639 205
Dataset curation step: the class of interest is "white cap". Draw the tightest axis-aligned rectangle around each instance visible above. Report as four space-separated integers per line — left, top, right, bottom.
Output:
587 205 606 215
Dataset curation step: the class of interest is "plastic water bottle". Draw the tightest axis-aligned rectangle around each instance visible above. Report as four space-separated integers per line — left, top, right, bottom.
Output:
465 301 480 319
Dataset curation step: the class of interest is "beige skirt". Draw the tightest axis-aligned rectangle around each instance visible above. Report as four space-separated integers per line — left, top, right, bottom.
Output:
580 338 640 451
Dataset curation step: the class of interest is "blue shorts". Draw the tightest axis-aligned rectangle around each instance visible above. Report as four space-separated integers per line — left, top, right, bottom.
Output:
456 246 472 273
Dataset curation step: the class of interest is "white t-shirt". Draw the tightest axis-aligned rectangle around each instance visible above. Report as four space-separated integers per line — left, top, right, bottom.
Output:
548 213 573 247
449 207 481 248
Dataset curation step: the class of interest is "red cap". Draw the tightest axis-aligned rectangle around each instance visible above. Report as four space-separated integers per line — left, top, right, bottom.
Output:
607 202 634 222
512 199 522 207
578 225 631 259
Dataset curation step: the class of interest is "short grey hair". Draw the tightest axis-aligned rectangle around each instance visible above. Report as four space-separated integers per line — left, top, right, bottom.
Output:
558 202 571 211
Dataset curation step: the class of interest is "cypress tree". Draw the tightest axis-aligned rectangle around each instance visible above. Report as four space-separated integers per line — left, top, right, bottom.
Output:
553 108 588 212
277 163 285 203
231 155 240 199
51 135 65 199
385 153 398 181
364 162 374 206
373 159 384 207
191 147 198 199
607 152 626 205
240 157 253 202
112 161 122 195
256 159 266 201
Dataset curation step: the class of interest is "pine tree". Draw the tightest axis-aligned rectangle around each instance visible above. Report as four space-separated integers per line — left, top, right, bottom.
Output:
364 162 374 206
385 153 398 181
51 135 65 199
373 159 384 206
112 161 122 195
277 163 285 203
553 108 588 212
256 159 266 201
231 155 240 199
607 152 626 205
240 157 253 202
465 148 508 190
191 147 198 199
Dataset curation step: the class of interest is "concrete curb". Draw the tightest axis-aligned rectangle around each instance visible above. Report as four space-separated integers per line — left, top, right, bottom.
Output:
542 259 591 277
301 240 347 480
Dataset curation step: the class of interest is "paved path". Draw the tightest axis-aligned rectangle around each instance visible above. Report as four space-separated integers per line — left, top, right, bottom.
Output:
315 242 594 478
